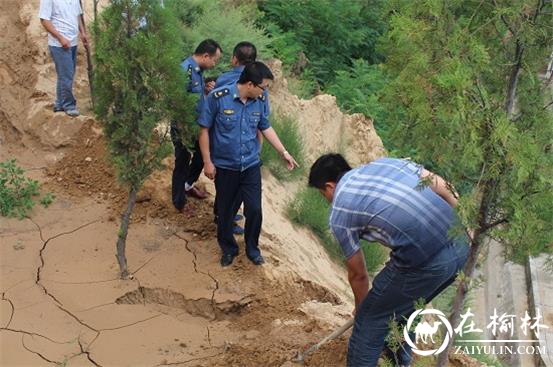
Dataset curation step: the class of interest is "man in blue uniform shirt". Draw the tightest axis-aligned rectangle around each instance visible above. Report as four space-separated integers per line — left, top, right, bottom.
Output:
171 39 221 214
309 154 469 367
216 42 256 86
214 41 267 234
198 62 298 267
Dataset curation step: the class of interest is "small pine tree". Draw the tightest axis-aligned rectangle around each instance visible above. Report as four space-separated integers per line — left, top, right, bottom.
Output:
380 0 553 362
93 0 195 278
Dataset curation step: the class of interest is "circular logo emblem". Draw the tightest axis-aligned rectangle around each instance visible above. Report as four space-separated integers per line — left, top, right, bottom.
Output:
403 308 453 356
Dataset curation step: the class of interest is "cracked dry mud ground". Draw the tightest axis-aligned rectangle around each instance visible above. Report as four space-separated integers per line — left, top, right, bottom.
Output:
1 188 352 367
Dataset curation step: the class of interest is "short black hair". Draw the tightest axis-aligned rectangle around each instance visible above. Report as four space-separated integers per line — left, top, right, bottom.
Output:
308 153 352 189
204 76 217 84
194 39 222 56
233 41 257 65
237 61 274 85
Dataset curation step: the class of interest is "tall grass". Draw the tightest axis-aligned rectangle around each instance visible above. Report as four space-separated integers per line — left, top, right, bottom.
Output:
288 187 387 275
260 113 304 181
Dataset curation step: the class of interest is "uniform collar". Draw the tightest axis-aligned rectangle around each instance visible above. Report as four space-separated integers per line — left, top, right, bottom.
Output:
187 56 201 72
234 65 245 73
228 83 241 100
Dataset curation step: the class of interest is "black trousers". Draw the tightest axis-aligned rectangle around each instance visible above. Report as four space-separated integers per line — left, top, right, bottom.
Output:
214 164 262 259
170 124 204 210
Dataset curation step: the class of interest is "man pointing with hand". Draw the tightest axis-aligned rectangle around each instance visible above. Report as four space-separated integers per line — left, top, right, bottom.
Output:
198 61 297 267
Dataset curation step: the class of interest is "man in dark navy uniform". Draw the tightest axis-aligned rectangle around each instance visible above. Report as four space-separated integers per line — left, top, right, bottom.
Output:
214 42 268 234
171 39 221 214
198 62 298 267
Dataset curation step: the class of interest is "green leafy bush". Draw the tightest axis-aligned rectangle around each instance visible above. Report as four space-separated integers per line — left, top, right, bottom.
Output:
288 187 386 274
167 0 272 77
0 159 54 219
260 113 303 180
326 60 395 147
259 0 387 86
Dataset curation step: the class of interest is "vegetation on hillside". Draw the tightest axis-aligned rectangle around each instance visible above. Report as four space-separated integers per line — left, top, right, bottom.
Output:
0 159 54 219
378 1 553 362
288 188 387 276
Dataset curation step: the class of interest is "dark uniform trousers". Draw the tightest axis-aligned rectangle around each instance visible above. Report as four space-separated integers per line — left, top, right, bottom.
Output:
170 124 204 210
214 164 262 259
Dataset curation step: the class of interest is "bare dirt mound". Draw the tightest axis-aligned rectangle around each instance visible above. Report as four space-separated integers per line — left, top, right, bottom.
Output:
0 0 39 144
44 120 217 239
267 59 386 167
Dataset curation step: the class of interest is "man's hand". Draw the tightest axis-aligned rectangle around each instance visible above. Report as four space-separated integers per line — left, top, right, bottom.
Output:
59 35 70 48
80 32 89 48
204 161 216 180
204 81 215 95
282 151 299 170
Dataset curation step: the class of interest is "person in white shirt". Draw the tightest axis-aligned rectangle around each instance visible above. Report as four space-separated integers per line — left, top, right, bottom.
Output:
39 0 88 117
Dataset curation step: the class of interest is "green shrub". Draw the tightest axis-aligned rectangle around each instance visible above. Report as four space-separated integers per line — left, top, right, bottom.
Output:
360 241 387 276
288 187 386 275
0 159 54 219
259 0 387 86
327 60 388 121
260 113 303 180
168 0 272 77
326 60 399 151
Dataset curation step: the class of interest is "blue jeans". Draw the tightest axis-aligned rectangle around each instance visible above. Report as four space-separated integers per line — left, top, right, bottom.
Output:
347 238 469 366
49 46 77 110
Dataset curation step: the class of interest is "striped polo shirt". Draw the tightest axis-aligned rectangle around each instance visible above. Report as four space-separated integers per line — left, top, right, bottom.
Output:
329 158 457 268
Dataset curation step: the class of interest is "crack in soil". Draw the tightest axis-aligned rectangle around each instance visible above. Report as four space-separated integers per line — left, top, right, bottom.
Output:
0 326 72 345
115 287 253 321
173 233 220 315
20 218 174 366
78 336 101 367
1 292 15 328
4 214 235 365
21 334 60 365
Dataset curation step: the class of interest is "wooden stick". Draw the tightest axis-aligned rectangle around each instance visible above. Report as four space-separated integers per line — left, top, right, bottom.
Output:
79 0 94 106
295 318 354 363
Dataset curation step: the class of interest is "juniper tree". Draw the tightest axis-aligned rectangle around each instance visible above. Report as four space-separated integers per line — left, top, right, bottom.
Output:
380 0 553 362
93 0 194 278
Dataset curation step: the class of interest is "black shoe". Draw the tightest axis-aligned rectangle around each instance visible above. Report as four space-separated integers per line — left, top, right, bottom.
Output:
53 106 63 113
249 255 265 266
220 253 236 267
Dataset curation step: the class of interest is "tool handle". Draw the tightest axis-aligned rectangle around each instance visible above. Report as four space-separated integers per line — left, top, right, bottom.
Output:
303 318 354 356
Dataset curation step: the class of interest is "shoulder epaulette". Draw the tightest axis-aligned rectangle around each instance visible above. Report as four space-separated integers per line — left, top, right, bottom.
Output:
214 89 230 99
258 94 266 102
187 64 192 76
